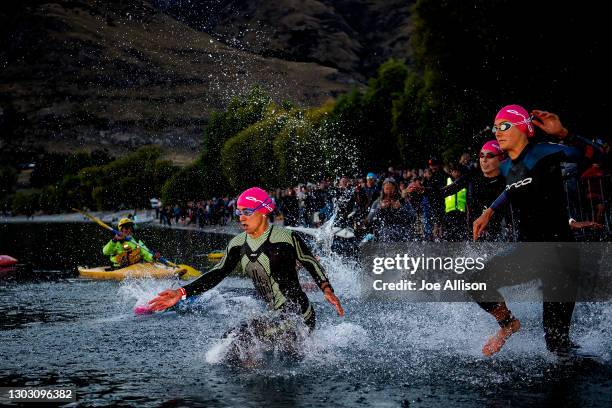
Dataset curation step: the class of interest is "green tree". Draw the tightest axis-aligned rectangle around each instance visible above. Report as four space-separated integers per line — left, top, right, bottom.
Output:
79 146 177 210
221 105 289 191
11 191 40 215
160 162 208 205
199 86 274 197
274 102 338 185
30 150 112 188
361 58 408 169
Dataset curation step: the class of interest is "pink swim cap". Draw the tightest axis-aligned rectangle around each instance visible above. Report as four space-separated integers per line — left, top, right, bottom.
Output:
495 104 534 137
237 187 275 214
481 140 504 156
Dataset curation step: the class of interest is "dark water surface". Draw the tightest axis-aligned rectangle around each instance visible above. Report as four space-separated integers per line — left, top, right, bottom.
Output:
1 223 611 407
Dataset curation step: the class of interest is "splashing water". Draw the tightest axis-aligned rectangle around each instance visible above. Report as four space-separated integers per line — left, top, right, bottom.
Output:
1 223 611 406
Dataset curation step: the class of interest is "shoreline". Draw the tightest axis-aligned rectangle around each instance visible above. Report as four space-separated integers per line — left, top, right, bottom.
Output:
0 211 241 236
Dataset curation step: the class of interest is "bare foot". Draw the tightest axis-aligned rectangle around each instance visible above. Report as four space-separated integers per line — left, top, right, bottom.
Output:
483 319 521 356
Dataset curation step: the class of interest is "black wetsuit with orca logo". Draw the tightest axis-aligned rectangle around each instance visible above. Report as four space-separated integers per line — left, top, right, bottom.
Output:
473 137 603 352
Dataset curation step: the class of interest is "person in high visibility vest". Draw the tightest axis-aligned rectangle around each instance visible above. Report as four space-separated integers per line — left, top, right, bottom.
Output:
445 175 467 213
442 164 468 241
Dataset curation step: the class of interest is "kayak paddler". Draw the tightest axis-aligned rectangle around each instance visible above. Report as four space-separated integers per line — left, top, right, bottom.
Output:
102 218 159 267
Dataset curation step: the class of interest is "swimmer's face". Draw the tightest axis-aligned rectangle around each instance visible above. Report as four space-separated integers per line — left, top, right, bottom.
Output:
479 150 501 175
238 205 267 235
494 119 527 151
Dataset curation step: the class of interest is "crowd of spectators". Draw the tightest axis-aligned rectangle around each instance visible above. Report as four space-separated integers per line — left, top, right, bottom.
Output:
155 198 236 228
154 149 611 243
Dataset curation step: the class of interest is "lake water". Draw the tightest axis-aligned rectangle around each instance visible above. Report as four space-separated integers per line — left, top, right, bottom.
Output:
1 223 611 407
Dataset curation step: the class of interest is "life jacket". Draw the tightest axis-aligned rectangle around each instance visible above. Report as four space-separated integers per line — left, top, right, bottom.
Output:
114 244 142 266
445 177 467 213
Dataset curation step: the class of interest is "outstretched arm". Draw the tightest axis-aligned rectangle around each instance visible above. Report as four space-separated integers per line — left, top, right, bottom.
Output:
147 236 243 312
439 168 476 197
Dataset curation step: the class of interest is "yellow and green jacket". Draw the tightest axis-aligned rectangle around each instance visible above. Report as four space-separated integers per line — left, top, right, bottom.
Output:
102 238 153 267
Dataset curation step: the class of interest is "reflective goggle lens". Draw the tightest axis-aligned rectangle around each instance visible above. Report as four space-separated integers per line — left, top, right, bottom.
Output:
235 208 256 216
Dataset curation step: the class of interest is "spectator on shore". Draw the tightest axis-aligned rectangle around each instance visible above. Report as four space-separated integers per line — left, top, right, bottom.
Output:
423 157 448 240
367 178 416 242
442 163 469 242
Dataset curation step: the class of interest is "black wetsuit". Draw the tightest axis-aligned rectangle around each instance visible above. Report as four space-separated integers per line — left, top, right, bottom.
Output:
472 137 603 352
182 225 333 330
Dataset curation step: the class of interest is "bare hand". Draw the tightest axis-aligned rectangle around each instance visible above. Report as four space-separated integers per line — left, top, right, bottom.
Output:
531 110 569 138
147 289 181 312
473 209 493 240
324 287 344 317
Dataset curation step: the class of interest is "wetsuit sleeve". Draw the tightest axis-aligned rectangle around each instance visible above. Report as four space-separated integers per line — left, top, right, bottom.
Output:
181 236 243 297
490 190 509 211
291 231 333 292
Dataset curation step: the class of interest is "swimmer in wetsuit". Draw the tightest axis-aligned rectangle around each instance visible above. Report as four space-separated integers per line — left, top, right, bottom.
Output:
472 105 604 356
439 140 511 242
147 187 344 361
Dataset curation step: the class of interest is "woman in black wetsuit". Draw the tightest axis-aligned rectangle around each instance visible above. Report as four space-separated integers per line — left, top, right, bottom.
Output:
147 187 344 362
439 140 510 242
472 105 604 356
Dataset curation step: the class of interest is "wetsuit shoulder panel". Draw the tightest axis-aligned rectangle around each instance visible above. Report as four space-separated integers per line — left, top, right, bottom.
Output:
499 158 512 177
268 225 294 245
524 143 580 169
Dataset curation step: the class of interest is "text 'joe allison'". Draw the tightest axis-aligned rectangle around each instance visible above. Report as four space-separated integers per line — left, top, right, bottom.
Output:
371 254 488 291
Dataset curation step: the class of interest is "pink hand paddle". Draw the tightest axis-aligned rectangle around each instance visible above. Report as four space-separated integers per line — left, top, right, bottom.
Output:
134 305 154 315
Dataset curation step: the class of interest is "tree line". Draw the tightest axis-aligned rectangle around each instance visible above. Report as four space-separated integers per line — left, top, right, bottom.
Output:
2 0 606 214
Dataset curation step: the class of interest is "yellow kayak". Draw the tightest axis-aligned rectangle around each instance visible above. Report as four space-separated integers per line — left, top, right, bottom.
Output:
207 250 225 262
78 263 187 280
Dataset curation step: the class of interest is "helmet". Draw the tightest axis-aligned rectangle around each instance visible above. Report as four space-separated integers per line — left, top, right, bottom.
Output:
118 218 134 229
366 172 377 180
